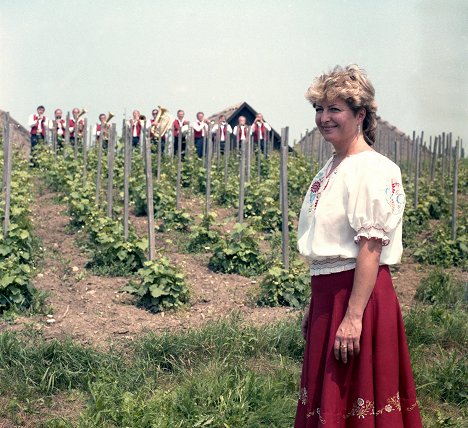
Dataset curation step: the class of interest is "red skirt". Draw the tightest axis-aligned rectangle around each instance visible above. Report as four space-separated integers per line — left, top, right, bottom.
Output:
294 266 422 427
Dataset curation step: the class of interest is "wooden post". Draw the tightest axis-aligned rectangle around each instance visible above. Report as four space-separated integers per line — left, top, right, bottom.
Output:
64 112 70 153
224 129 230 187
414 134 421 209
175 130 182 210
82 119 88 186
169 122 175 161
143 124 156 260
73 117 79 160
246 127 251 184
280 127 290 271
95 124 103 205
430 136 437 182
451 138 460 240
2 112 10 191
2 119 12 238
237 136 246 223
123 122 130 241
52 121 57 158
205 125 213 215
441 132 446 184
106 124 116 218
447 133 452 176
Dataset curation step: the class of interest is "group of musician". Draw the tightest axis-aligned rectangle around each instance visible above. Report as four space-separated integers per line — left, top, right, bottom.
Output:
28 105 272 159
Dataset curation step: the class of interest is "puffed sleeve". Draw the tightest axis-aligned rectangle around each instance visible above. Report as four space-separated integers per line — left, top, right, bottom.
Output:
346 158 406 246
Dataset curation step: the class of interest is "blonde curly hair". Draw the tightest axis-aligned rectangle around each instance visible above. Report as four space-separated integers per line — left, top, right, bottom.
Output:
305 64 378 145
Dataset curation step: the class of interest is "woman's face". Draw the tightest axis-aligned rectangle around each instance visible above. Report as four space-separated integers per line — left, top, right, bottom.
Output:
315 98 359 145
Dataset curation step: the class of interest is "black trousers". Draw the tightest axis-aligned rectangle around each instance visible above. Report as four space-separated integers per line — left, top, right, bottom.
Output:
132 136 140 148
31 134 44 149
173 135 186 157
194 137 204 158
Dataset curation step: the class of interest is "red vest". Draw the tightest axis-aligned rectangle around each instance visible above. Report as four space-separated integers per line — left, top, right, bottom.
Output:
237 125 247 141
218 124 229 141
131 119 141 137
194 121 204 139
55 119 65 136
69 117 84 137
252 122 266 142
31 115 46 136
173 118 188 137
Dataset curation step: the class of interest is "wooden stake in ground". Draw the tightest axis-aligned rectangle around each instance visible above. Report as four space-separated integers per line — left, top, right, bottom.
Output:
430 135 438 182
2 118 12 238
246 128 251 184
451 138 460 240
143 124 156 260
64 112 70 153
414 133 422 209
175 129 182 210
2 112 10 192
95 124 103 205
280 127 290 271
205 125 213 215
106 124 116 218
224 129 230 187
123 122 130 240
82 119 88 186
238 136 246 223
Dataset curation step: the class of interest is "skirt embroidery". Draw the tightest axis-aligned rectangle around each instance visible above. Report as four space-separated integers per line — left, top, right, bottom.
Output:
299 388 419 424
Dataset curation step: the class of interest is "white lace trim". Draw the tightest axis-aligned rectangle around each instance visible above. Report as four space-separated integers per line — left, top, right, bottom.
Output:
354 226 390 246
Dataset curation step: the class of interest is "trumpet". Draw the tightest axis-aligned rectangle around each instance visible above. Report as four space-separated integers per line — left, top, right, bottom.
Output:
139 114 147 121
151 106 172 140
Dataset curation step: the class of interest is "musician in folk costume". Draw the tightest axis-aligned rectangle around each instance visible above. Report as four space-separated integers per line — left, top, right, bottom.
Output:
150 108 167 154
128 109 145 148
191 111 209 158
28 105 48 151
96 114 110 149
172 109 190 157
232 116 249 149
251 113 271 153
52 108 66 148
211 115 232 154
69 107 85 146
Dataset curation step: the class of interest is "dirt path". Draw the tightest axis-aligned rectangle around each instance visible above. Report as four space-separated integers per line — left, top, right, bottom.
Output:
3 183 294 348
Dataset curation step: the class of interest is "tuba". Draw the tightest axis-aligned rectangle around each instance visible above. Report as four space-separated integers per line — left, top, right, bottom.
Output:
151 106 172 140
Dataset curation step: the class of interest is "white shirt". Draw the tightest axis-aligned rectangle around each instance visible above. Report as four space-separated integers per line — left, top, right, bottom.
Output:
28 113 48 133
297 151 406 276
212 123 232 141
232 125 248 141
191 120 208 136
250 121 272 138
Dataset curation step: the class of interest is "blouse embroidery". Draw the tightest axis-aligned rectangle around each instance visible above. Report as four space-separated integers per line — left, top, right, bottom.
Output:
299 388 418 424
385 180 405 214
307 160 338 213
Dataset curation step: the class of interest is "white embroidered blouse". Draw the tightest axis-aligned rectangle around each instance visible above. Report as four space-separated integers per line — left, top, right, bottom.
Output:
297 151 406 276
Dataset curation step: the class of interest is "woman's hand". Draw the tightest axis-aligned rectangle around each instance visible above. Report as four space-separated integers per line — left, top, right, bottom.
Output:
333 237 382 364
301 305 310 340
334 314 362 363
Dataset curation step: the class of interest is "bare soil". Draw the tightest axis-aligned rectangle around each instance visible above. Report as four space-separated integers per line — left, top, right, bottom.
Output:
1 186 294 348
0 179 426 349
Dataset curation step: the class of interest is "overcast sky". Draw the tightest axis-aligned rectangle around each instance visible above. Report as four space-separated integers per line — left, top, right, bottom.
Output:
1 0 467 146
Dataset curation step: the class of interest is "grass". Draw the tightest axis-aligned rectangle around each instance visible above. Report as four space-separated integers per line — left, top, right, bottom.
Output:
0 316 302 427
1 268 466 427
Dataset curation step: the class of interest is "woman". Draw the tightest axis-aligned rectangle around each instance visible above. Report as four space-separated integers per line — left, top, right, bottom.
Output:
295 65 422 427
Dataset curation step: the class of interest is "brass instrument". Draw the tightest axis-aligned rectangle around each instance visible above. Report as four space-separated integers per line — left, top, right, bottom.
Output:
151 106 172 140
77 108 87 119
105 112 114 125
139 114 147 121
